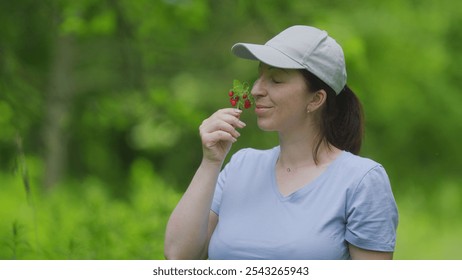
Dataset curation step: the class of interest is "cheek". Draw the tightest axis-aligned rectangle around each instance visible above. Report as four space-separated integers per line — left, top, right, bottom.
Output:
279 96 307 116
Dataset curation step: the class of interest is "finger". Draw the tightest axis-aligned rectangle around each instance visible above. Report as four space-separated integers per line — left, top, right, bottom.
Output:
217 108 242 117
200 119 241 139
201 111 245 132
213 110 246 129
202 130 237 147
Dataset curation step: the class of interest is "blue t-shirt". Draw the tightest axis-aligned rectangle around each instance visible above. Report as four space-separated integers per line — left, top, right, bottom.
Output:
209 147 398 260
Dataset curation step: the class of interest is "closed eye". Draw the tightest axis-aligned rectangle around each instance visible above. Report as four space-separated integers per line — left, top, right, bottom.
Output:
272 78 282 84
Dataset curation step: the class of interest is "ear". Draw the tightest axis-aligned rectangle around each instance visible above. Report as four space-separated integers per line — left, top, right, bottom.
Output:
306 89 327 112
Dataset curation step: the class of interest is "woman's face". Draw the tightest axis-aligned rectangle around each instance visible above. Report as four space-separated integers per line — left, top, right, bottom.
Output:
251 63 313 132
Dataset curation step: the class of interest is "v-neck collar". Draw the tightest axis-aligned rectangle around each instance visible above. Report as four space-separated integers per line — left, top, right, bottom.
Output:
270 146 347 201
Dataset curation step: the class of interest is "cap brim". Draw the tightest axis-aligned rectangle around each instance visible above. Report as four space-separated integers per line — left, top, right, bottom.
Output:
231 43 304 69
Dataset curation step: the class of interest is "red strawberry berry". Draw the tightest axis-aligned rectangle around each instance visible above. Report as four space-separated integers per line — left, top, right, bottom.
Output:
244 99 251 109
229 79 253 110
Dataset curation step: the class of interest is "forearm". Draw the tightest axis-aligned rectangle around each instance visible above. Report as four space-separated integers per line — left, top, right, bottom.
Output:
164 159 222 259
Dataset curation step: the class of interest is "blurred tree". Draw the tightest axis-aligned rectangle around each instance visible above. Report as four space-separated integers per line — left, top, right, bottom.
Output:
0 0 461 197
43 33 75 189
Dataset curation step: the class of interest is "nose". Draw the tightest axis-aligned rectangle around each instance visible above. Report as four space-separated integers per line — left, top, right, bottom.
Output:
251 77 266 98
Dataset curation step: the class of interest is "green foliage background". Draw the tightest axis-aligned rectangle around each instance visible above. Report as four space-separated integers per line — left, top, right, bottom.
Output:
1 0 461 259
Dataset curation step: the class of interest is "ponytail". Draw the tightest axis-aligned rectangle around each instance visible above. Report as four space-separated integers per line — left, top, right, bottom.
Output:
325 85 364 155
301 70 364 160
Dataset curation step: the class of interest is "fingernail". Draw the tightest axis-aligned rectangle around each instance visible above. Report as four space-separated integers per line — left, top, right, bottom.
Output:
234 109 242 113
239 121 246 127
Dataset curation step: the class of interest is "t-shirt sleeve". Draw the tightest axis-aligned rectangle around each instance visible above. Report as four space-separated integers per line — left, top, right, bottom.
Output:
210 149 246 215
210 148 249 215
211 162 228 215
345 165 399 252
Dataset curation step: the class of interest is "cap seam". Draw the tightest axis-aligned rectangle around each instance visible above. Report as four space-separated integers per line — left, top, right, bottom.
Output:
264 44 305 69
302 31 328 62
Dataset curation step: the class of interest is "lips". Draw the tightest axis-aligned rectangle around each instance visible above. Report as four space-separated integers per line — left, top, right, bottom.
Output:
255 104 272 115
255 104 272 109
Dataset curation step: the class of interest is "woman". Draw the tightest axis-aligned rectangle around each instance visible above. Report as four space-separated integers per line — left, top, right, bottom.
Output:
164 25 398 260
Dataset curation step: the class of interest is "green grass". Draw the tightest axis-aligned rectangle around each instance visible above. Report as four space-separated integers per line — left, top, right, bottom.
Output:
0 158 181 260
394 179 462 259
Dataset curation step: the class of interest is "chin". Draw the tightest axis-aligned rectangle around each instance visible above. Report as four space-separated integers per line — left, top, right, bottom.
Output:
257 119 277 132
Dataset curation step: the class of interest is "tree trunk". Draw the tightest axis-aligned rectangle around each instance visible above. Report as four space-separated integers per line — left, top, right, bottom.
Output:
43 34 75 190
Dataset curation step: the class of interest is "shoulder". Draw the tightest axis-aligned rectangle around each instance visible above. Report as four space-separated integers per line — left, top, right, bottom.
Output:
337 152 390 183
339 152 394 200
228 146 279 164
334 152 391 193
340 151 383 173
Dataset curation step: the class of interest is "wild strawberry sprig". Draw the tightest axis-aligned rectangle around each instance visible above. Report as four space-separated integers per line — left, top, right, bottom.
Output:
228 79 254 110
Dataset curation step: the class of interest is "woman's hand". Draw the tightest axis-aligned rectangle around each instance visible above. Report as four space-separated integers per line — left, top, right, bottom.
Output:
199 108 246 164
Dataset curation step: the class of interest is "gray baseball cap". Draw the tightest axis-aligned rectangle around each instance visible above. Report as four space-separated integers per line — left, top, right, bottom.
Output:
231 25 347 94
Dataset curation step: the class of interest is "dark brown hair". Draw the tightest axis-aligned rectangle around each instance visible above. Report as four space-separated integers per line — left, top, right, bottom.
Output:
300 70 364 160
